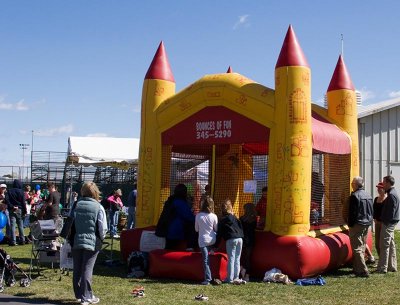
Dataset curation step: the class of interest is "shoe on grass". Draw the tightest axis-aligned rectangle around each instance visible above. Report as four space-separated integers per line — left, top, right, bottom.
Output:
201 280 210 285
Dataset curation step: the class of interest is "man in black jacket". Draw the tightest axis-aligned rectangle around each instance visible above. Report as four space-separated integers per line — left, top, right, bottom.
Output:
376 175 399 273
5 179 27 245
347 176 373 277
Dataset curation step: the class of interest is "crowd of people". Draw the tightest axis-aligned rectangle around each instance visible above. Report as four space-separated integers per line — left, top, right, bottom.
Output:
156 175 399 284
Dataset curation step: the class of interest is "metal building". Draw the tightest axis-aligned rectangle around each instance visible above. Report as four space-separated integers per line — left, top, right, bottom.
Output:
358 96 400 196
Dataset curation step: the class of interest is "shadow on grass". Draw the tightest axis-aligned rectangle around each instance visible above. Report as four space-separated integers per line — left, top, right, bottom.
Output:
0 292 75 305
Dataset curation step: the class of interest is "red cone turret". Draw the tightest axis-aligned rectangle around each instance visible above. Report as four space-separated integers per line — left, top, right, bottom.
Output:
226 66 233 73
145 41 175 82
275 25 309 68
327 55 354 91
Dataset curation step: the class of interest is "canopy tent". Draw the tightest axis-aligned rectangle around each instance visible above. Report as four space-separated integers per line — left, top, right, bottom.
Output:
67 136 140 168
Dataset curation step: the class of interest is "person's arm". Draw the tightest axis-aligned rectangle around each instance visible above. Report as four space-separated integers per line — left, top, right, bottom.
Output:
97 205 108 240
194 214 199 232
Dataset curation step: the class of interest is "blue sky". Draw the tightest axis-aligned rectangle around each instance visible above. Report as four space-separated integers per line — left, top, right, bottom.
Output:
1 1 399 167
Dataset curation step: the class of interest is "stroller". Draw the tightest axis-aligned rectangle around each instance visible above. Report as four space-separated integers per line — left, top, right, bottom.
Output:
0 248 31 292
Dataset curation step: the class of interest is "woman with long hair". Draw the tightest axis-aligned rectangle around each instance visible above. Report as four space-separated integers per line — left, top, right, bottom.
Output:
195 196 218 285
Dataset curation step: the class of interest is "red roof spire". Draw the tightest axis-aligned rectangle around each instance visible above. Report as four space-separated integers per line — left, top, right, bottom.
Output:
327 55 355 92
226 66 233 73
275 25 309 68
145 41 175 82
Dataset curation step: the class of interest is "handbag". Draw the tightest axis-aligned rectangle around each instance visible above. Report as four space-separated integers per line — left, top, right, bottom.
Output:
59 216 74 239
59 201 77 239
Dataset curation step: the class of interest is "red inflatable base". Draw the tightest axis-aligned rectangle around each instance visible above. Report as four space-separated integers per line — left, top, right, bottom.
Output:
120 228 372 280
148 250 228 281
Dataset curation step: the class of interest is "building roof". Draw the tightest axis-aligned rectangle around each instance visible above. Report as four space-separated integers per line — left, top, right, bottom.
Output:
358 96 400 118
67 136 139 166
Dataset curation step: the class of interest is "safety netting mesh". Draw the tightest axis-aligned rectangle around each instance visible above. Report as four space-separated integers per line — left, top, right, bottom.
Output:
160 144 350 230
311 153 351 229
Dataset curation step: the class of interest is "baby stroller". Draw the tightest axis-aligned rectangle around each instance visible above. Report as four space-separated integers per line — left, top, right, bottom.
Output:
0 248 31 292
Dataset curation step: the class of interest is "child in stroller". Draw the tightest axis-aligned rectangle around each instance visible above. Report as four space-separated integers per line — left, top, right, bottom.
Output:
0 248 31 292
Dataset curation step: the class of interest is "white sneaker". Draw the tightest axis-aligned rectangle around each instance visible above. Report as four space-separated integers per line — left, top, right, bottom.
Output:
89 296 100 304
112 234 120 239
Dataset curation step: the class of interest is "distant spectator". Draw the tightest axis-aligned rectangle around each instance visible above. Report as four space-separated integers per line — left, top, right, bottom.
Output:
376 175 399 273
126 184 137 230
43 182 61 221
5 179 27 246
107 189 123 239
347 176 373 277
255 187 267 230
373 181 387 256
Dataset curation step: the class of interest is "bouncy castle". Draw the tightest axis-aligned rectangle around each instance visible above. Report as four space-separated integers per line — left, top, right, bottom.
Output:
121 25 370 280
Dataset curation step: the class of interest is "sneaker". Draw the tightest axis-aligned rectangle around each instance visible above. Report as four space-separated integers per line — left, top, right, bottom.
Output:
194 294 209 301
89 296 100 304
80 302 89 305
112 234 120 239
211 278 222 285
366 257 376 265
200 280 210 285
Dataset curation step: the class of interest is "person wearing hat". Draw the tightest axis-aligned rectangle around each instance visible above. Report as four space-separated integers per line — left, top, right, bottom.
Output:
107 189 123 239
376 175 399 273
373 182 387 256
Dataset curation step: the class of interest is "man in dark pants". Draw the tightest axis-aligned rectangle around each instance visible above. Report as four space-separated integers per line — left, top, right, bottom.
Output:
5 179 27 246
376 175 399 273
126 184 137 230
347 176 373 277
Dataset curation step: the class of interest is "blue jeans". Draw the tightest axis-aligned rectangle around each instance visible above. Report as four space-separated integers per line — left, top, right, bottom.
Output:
9 209 25 244
200 246 212 282
4 209 11 237
127 206 136 230
109 210 119 237
225 238 243 282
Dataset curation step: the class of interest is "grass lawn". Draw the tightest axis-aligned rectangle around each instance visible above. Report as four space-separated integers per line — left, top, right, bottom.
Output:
1 232 400 305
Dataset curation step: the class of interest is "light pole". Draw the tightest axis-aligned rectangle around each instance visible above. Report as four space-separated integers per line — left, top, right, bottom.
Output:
19 143 30 180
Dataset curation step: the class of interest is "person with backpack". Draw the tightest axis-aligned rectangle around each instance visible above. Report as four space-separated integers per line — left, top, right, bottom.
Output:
155 184 195 250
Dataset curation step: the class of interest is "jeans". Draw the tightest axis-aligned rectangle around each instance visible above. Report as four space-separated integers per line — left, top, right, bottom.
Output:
200 246 212 282
377 222 398 272
72 249 99 302
225 238 243 282
5 209 11 237
127 206 136 230
9 209 25 245
109 210 119 237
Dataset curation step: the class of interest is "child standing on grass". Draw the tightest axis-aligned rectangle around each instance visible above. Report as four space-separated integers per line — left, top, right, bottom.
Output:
217 199 245 284
195 196 218 285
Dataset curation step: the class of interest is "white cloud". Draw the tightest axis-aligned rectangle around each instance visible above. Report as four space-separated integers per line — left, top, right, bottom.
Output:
33 124 74 137
233 14 250 30
388 90 400 98
0 96 29 111
86 133 108 137
357 87 375 102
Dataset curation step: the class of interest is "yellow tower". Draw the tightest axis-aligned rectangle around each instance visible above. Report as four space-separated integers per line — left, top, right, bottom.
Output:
326 55 359 185
136 42 176 227
268 25 312 236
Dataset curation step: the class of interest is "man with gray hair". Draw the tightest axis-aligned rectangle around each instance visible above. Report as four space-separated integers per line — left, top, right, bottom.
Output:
348 176 373 277
376 175 399 273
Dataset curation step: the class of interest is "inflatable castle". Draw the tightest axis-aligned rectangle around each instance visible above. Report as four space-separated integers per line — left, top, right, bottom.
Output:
120 25 371 280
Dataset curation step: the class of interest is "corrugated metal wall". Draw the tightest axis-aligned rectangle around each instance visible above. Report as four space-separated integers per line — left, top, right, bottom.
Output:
358 105 400 196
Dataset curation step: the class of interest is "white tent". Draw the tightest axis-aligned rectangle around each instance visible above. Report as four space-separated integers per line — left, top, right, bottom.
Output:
67 136 139 167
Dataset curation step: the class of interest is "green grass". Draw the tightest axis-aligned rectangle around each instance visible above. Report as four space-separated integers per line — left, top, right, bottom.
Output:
2 232 400 305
